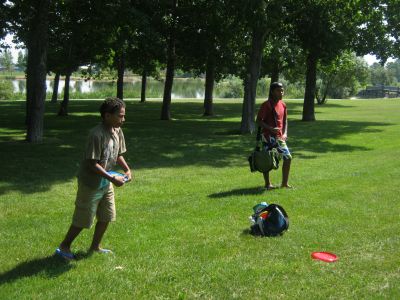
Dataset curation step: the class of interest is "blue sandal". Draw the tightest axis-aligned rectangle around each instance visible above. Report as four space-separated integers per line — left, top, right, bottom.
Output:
55 248 75 260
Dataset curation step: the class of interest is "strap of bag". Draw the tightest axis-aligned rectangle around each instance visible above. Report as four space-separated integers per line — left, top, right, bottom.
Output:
254 126 261 151
269 100 278 131
256 100 278 147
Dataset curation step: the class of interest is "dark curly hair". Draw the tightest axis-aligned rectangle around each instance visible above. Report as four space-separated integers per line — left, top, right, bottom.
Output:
269 82 284 98
99 97 125 118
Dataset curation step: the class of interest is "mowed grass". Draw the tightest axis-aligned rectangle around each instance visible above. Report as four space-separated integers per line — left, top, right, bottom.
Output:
0 98 399 299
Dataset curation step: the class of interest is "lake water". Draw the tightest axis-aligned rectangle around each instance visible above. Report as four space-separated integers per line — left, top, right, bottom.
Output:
11 78 208 99
10 76 247 99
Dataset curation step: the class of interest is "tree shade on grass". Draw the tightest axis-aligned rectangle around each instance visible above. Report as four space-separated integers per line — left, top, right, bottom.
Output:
0 99 399 298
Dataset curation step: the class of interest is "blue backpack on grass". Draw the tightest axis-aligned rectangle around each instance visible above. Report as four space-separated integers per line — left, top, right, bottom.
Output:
249 202 289 236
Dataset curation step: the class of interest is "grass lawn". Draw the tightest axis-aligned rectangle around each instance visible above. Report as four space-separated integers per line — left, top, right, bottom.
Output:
0 98 399 299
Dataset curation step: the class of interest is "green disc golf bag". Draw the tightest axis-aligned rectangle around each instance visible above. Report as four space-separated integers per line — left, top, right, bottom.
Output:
248 147 280 173
248 127 281 173
250 203 289 236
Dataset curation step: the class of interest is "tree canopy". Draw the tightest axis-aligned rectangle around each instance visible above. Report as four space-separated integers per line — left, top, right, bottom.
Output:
1 0 398 141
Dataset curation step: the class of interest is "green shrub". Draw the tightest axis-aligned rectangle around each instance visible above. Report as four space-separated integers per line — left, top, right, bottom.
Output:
0 80 13 100
215 76 244 98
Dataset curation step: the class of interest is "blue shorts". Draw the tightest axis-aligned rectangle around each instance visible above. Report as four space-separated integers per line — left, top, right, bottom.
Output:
263 136 292 160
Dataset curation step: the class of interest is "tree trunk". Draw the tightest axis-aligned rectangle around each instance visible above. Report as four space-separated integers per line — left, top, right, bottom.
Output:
58 72 71 116
141 70 147 103
302 52 317 121
316 76 332 105
270 61 279 83
203 53 215 116
240 28 266 134
161 47 175 120
117 53 125 100
160 0 177 120
51 72 60 103
25 0 50 143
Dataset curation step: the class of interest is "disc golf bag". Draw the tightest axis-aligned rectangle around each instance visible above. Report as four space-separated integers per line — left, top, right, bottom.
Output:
248 147 280 173
248 127 281 173
249 202 289 236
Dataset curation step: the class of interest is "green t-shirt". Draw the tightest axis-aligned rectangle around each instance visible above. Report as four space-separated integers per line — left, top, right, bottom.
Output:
78 123 126 189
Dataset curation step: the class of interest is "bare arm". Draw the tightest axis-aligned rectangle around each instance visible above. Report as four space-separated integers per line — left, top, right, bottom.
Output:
282 108 288 139
117 155 133 181
87 159 125 187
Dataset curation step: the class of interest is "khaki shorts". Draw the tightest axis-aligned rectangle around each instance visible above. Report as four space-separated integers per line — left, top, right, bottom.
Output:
72 182 115 228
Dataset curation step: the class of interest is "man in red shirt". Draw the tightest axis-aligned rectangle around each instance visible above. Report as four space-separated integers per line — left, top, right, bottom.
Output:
256 82 292 190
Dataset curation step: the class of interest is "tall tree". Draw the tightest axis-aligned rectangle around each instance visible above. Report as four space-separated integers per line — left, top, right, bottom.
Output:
386 0 400 59
239 0 284 133
354 0 392 63
369 62 393 86
8 0 50 142
0 49 14 73
50 72 60 103
126 0 165 103
177 0 239 116
26 1 49 142
316 52 369 103
260 34 303 84
47 1 117 115
386 60 400 83
287 0 392 121
160 0 178 120
16 49 27 71
0 1 7 45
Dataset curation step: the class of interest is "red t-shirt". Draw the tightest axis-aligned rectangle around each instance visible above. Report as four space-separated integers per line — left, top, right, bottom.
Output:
257 99 287 140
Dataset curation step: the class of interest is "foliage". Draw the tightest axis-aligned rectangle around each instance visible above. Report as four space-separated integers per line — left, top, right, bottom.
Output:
2 0 399 129
386 59 400 83
15 50 26 71
353 0 392 62
123 0 165 79
0 0 7 45
215 76 244 98
386 0 400 58
0 49 14 73
46 1 112 76
0 79 13 99
316 52 370 102
175 0 243 80
369 62 394 86
285 0 369 120
0 99 400 298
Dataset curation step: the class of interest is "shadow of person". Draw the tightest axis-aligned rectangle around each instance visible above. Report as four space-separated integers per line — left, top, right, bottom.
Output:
0 251 89 285
208 186 266 199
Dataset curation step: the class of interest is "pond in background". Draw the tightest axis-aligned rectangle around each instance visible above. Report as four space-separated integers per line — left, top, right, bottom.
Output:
11 78 207 99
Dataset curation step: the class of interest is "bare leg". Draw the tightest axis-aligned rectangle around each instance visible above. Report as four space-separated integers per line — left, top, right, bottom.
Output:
281 159 292 188
59 225 84 254
89 221 109 251
263 172 275 189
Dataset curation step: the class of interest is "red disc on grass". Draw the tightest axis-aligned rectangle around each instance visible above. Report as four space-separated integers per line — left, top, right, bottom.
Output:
311 252 338 262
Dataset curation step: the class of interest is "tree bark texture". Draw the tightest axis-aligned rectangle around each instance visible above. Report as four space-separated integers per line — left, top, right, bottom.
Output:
58 72 71 116
51 73 60 103
117 53 125 100
270 61 280 83
160 0 177 120
302 52 317 121
316 74 333 105
203 54 215 116
240 28 266 134
141 70 147 103
25 0 50 143
161 46 175 120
